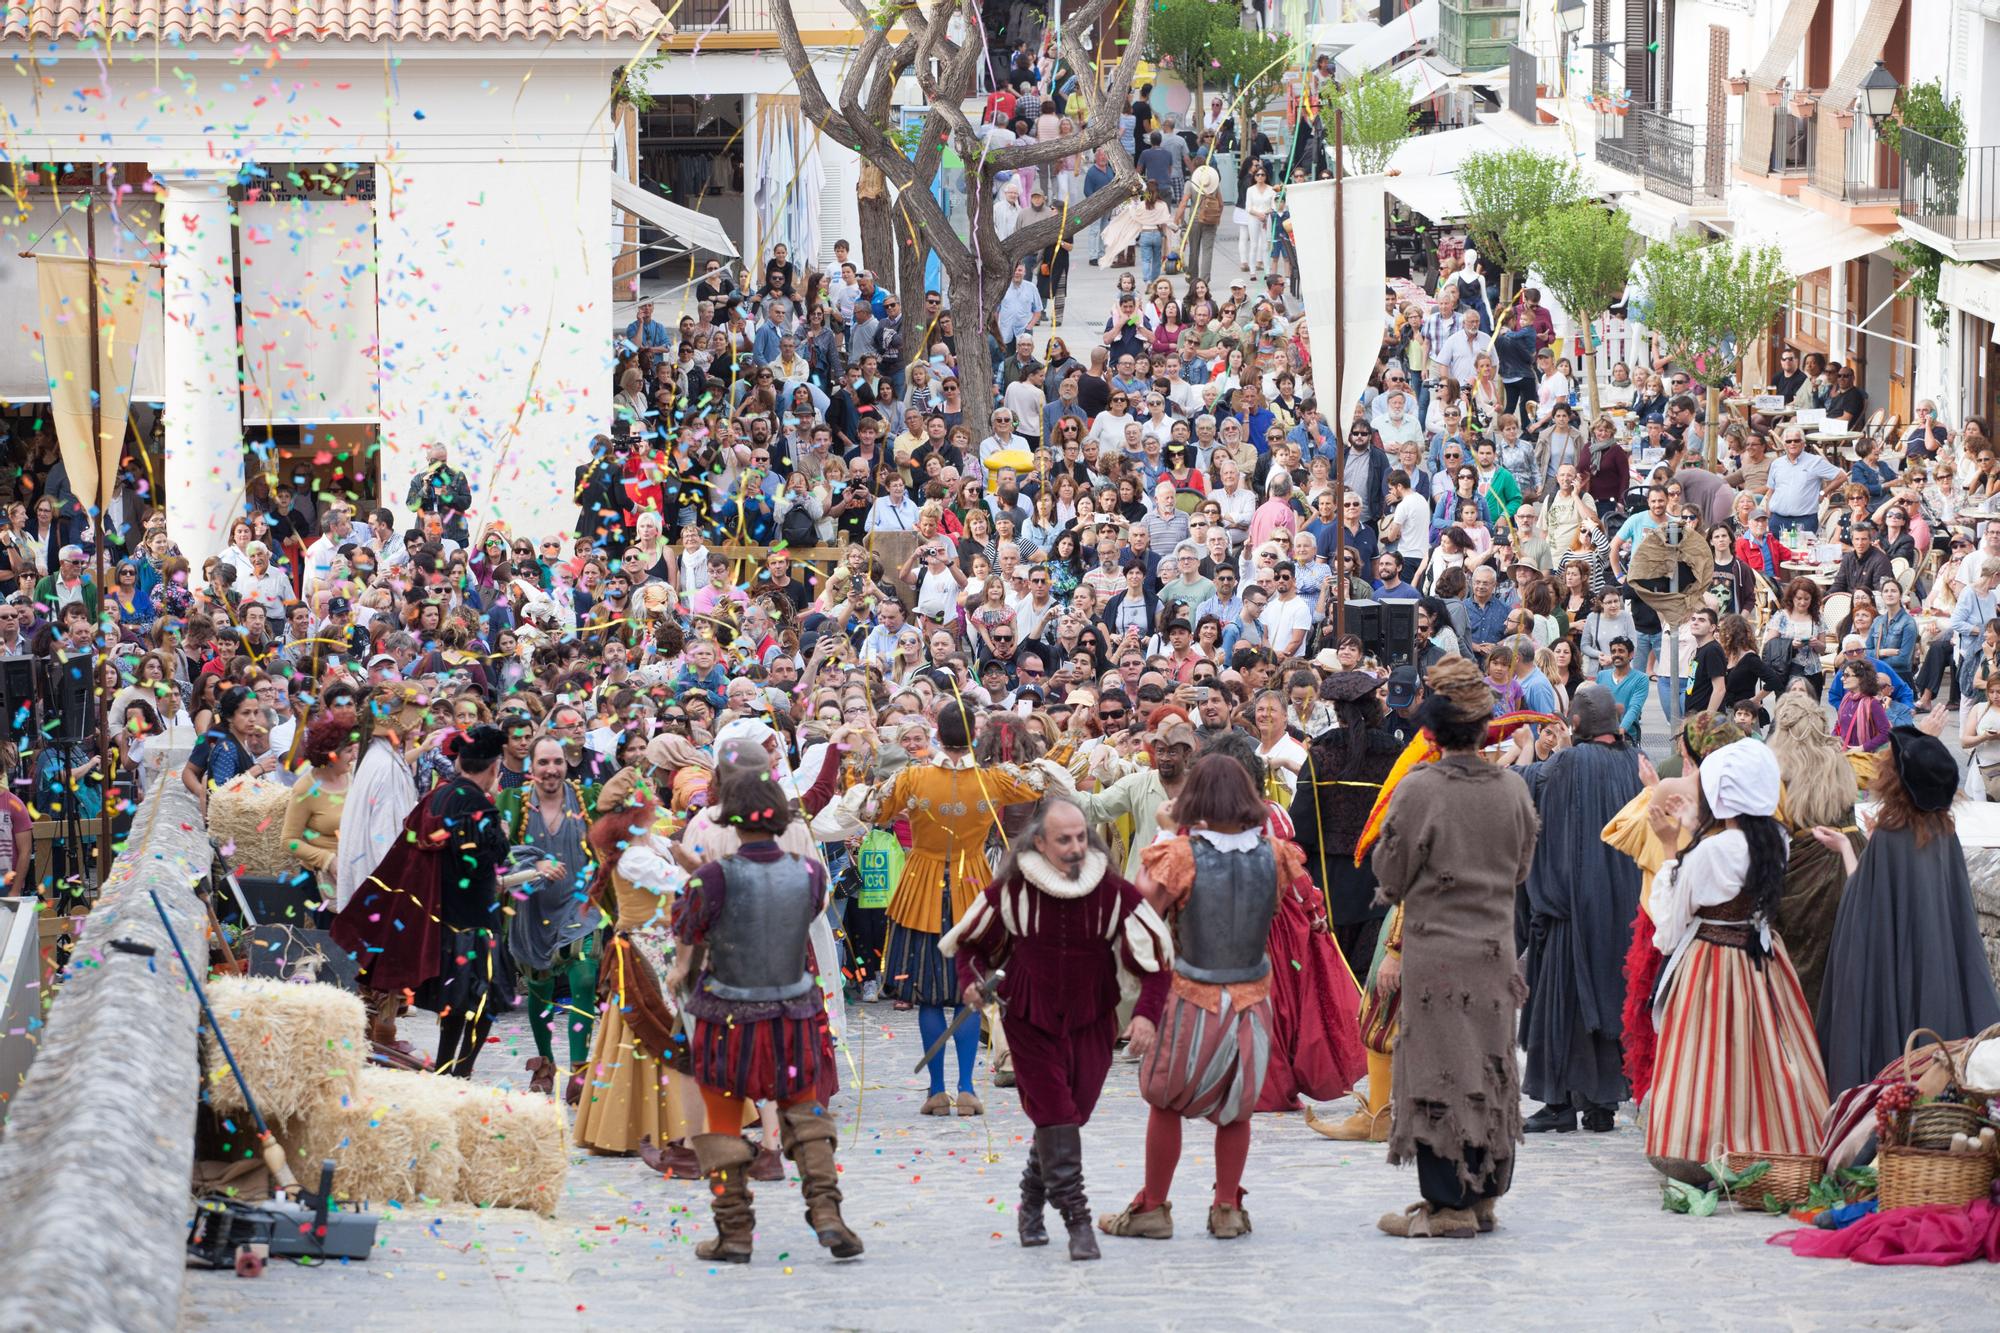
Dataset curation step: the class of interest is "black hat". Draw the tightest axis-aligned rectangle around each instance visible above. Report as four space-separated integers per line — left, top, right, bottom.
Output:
328 595 351 614
1887 726 1958 813
1322 670 1382 703
1385 664 1420 710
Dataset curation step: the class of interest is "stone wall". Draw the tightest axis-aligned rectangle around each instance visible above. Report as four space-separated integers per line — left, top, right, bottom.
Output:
0 761 206 1333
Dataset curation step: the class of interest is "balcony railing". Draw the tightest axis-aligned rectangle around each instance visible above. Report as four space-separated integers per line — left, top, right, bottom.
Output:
1899 129 1998 244
1591 106 1734 206
1810 113 1900 205
676 0 772 31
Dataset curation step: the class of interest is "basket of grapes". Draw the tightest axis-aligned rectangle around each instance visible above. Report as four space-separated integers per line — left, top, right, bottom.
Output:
1875 1028 1997 1211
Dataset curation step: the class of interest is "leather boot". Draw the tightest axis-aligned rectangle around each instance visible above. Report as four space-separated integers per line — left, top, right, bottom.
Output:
691 1132 756 1264
1018 1145 1049 1248
1036 1124 1100 1261
779 1102 864 1260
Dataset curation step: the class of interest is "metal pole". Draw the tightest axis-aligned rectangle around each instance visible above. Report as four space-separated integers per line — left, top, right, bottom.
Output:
1330 105 1347 644
85 183 111 884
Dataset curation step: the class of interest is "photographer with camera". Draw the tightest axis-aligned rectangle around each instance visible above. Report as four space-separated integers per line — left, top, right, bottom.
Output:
573 431 636 554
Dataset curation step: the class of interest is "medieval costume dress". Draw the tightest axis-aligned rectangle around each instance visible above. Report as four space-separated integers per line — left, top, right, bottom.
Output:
1256 796 1367 1113
1372 749 1539 1230
499 782 600 1096
1516 698 1645 1129
1290 716 1403 981
1815 729 2000 1096
1645 740 1829 1181
942 840 1171 1260
674 837 858 1264
409 773 516 1077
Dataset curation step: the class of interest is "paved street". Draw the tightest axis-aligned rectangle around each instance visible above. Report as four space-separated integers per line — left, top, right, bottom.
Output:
181 1003 1986 1332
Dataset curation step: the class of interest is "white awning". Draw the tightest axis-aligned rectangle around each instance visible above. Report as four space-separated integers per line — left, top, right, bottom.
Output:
1732 195 1890 277
238 199 381 425
1385 171 1466 221
1309 20 1381 51
1334 0 1439 79
0 198 164 404
1388 56 1456 107
611 173 738 259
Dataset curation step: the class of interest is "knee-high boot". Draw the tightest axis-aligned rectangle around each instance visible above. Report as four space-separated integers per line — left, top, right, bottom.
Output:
1308 1047 1392 1142
1018 1143 1049 1247
778 1102 863 1259
1036 1124 1100 1261
691 1132 757 1264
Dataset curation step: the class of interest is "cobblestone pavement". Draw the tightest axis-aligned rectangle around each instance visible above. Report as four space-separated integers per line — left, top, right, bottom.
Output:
181 1003 1989 1333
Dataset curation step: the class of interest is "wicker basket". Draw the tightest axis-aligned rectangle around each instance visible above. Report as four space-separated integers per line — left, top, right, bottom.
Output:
1959 1022 2000 1099
1902 1101 1990 1150
1877 1143 1998 1212
1724 1151 1823 1206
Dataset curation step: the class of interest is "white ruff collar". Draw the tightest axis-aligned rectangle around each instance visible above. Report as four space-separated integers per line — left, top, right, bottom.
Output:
1192 827 1261 852
1017 848 1107 899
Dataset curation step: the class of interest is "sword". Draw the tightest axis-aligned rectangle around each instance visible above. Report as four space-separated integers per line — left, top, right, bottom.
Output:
911 968 1004 1074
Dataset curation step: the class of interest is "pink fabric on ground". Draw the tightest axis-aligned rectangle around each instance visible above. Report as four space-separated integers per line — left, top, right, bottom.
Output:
1770 1198 2000 1266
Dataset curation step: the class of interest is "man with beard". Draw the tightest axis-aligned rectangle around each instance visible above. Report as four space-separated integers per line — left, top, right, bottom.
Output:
501 736 600 1100
942 798 1171 1260
1058 710 1196 879
549 703 614 787
332 684 429 1044
1510 683 1644 1133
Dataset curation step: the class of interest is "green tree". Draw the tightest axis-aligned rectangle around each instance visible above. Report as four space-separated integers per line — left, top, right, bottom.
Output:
1638 234 1792 463
1332 66 1419 175
1211 28 1297 158
1456 148 1587 305
1149 0 1232 110
1507 203 1639 419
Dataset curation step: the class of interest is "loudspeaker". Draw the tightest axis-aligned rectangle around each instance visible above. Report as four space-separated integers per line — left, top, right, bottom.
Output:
0 655 34 743
1342 600 1382 653
1379 600 1419 667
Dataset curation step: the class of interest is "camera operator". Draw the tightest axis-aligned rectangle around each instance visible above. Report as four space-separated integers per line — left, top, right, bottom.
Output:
574 431 636 554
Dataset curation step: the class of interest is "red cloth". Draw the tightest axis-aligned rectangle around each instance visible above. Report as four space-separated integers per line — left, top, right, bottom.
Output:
1257 869 1367 1112
1621 905 1665 1104
1771 1199 2000 1266
329 795 454 997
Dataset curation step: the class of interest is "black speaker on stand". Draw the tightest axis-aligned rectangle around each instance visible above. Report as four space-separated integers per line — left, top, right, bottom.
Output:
1378 600 1419 667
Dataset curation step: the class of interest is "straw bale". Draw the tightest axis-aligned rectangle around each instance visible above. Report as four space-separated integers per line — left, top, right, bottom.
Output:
202 976 365 1122
444 1082 570 1216
206 775 296 875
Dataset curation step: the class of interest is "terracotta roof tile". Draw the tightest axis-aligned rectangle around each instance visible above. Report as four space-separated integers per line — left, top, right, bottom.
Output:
2 0 668 43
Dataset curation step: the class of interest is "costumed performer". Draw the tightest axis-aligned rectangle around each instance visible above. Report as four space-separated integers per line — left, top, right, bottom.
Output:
872 700 1056 1116
1097 753 1284 1242
940 797 1172 1261
332 684 427 1047
1373 656 1539 1239
1763 692 1863 1013
672 766 860 1264
1644 738 1828 1183
1813 726 2000 1095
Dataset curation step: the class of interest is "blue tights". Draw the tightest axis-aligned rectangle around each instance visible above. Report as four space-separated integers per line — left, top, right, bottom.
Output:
917 1004 981 1095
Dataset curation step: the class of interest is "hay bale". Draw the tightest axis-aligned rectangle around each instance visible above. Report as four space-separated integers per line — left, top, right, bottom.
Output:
443 1083 570 1216
354 1067 466 1201
202 976 365 1123
207 775 296 875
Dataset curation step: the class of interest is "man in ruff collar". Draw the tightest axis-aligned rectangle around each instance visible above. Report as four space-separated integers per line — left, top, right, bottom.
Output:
942 797 1172 1261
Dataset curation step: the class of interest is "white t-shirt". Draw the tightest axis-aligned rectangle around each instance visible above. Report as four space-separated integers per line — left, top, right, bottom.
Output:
1262 593 1314 656
1389 492 1432 558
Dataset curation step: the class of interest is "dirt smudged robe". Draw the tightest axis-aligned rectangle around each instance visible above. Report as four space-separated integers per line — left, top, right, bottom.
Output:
1371 753 1539 1188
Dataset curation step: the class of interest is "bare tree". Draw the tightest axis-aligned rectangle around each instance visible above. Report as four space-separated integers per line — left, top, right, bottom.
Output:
775 0 1148 427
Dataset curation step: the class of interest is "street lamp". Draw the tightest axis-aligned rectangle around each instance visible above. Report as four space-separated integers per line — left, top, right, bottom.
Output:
1859 60 1900 128
1557 0 1586 36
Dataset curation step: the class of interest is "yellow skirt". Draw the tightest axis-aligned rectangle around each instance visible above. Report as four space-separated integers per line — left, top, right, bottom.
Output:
571 1002 748 1153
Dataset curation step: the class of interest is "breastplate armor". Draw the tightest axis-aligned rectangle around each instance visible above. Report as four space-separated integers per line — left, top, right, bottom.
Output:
703 854 817 1002
1174 840 1277 985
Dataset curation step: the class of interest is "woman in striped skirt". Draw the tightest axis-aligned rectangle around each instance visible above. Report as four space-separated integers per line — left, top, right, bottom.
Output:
1099 754 1286 1242
1643 739 1829 1184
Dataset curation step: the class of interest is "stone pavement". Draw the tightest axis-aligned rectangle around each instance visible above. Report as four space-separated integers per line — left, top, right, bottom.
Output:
181 1002 1988 1332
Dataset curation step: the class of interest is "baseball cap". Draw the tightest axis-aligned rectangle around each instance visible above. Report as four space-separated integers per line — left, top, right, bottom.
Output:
367 652 397 669
1386 664 1420 710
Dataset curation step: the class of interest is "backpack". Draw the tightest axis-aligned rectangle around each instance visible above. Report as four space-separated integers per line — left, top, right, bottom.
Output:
1196 187 1223 226
1756 635 1793 694
780 499 818 548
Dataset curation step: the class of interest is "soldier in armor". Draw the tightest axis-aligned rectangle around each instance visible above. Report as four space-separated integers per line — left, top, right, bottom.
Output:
671 765 859 1265
940 797 1172 1261
1098 752 1288 1242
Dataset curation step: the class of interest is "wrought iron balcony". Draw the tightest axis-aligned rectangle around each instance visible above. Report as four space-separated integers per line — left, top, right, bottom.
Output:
1810 112 1899 206
1592 105 1734 206
1899 129 1997 245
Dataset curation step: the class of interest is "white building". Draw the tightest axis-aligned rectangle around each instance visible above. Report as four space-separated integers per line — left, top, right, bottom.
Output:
1 0 662 558
1515 0 2000 427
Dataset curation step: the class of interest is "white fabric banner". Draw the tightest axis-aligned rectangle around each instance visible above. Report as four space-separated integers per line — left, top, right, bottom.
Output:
238 198 381 424
1288 174 1388 430
1 198 164 403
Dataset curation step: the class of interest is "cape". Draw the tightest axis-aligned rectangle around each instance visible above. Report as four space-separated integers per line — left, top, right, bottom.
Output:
1815 826 2000 1097
329 790 459 997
